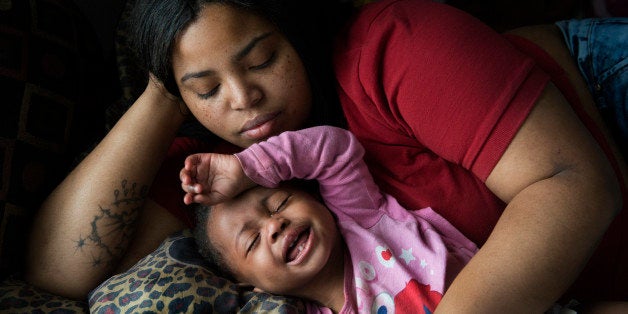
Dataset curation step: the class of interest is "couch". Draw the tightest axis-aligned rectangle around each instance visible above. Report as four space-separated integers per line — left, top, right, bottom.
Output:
0 0 598 312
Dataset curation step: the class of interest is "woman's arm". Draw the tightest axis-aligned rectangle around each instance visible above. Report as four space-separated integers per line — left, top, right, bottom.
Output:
114 198 186 273
436 82 621 312
504 24 627 183
436 25 626 312
336 1 625 309
25 78 188 300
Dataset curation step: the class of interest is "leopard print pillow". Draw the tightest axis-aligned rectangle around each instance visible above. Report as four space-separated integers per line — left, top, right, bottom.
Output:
0 277 88 313
88 230 305 313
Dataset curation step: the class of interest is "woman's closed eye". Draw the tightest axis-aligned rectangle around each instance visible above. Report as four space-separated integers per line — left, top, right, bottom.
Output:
249 52 276 71
198 85 220 99
196 52 275 100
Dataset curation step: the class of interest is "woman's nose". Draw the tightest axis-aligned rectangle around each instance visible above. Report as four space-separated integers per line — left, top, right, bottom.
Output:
228 78 262 110
266 216 287 243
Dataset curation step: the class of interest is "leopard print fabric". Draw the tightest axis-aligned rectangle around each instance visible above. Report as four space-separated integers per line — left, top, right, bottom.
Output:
88 230 305 313
0 277 88 313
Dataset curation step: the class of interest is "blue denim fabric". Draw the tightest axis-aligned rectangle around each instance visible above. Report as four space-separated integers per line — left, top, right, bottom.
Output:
556 18 628 150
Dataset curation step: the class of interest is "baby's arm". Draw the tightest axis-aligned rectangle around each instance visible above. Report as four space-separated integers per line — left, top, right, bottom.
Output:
181 126 384 213
180 152 255 205
236 126 384 213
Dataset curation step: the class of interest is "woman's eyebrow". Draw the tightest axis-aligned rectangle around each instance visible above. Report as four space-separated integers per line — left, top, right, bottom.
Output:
180 31 274 83
233 31 273 62
180 69 215 83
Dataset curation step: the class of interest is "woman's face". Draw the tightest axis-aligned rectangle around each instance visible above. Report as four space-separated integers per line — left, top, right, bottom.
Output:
172 4 312 148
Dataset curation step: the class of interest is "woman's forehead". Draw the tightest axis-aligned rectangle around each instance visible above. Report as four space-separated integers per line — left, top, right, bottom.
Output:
173 3 279 77
180 3 274 47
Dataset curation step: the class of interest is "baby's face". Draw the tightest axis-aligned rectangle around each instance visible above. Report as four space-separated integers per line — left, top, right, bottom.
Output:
206 186 342 295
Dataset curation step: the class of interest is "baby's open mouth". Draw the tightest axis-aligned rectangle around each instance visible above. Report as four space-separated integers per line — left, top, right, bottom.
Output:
286 227 311 263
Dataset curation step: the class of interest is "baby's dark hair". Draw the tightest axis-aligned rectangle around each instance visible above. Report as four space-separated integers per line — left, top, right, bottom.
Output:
193 203 238 281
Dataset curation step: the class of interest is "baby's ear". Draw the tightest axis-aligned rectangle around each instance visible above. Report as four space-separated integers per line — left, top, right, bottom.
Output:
235 282 263 292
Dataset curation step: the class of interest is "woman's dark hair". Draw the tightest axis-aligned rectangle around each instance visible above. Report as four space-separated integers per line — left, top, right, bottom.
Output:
130 0 351 128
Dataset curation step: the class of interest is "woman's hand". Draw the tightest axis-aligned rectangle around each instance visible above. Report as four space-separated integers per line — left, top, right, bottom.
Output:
180 153 256 205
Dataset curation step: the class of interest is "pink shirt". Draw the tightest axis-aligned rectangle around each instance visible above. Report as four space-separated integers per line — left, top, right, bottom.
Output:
236 126 477 313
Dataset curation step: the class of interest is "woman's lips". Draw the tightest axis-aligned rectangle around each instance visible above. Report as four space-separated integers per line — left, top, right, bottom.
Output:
240 112 280 140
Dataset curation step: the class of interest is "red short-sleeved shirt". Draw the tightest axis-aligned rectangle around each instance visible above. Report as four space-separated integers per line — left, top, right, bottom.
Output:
333 0 548 245
150 0 626 298
333 0 627 298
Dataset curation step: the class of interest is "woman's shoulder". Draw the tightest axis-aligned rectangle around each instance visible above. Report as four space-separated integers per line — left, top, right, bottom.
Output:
350 0 474 27
337 0 498 55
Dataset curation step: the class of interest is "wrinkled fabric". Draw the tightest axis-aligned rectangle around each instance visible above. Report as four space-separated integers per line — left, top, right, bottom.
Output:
556 18 628 151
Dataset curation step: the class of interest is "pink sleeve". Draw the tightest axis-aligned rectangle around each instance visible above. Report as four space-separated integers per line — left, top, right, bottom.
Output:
235 126 384 219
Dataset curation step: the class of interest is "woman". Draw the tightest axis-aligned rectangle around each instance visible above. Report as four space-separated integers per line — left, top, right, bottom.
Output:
25 0 627 311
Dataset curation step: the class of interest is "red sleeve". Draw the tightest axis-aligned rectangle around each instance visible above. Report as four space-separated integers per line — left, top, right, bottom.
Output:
333 0 549 244
334 0 549 180
149 137 240 228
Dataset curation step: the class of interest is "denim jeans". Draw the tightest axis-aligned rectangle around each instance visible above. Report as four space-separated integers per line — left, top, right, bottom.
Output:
556 18 628 150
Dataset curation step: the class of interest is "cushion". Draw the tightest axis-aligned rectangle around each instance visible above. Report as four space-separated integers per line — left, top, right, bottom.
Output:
0 277 88 312
89 229 306 313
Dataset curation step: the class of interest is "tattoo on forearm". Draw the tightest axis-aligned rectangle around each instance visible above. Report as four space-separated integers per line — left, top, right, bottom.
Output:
73 179 148 268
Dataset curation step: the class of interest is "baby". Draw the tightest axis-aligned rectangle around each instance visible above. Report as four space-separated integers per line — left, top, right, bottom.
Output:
180 126 477 313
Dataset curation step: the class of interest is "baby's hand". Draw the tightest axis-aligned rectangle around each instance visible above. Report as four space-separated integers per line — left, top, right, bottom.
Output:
180 153 254 205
